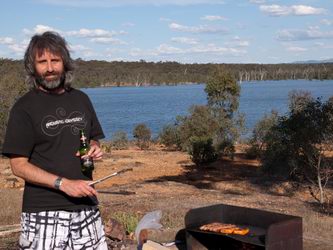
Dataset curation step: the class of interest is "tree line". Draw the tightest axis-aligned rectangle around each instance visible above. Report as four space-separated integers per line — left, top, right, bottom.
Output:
1 59 333 89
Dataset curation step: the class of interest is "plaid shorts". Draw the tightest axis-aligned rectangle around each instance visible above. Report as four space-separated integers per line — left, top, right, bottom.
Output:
19 207 108 250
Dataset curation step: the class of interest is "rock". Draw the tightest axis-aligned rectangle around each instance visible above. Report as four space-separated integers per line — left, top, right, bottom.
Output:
104 218 126 241
4 178 19 188
3 168 12 176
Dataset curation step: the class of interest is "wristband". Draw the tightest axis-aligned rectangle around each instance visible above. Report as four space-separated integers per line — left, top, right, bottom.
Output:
54 177 63 190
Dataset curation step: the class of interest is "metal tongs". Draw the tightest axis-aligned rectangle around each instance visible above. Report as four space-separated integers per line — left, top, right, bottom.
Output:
89 168 133 186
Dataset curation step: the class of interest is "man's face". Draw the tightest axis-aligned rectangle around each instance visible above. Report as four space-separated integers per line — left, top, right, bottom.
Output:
35 50 65 91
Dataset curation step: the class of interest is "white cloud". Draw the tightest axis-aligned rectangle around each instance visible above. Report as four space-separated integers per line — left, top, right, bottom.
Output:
90 37 127 45
286 46 308 52
201 15 226 21
249 0 265 4
260 5 327 16
160 17 173 22
169 22 228 34
0 37 15 45
22 26 127 48
8 44 26 55
227 36 250 47
66 28 125 38
23 25 60 35
321 19 333 26
171 37 198 45
189 44 246 55
69 44 97 58
38 0 226 7
122 22 135 27
156 44 184 54
314 42 333 49
277 27 333 41
129 42 246 59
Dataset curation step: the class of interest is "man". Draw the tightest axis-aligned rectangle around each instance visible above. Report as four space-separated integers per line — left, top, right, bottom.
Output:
2 31 108 249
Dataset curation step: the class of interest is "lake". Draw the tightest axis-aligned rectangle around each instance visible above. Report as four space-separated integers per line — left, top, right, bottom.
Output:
82 80 333 140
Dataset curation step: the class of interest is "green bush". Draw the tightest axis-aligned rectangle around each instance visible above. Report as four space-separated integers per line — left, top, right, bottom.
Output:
133 123 151 149
246 111 279 159
260 92 333 204
100 141 112 153
158 124 181 150
111 211 140 234
0 63 27 149
189 136 218 166
176 105 219 151
112 131 128 150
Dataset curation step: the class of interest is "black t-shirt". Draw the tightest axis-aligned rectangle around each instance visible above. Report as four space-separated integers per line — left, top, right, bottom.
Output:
2 88 105 212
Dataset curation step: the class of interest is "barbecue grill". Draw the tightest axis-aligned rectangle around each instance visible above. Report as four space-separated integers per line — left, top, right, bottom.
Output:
185 203 302 250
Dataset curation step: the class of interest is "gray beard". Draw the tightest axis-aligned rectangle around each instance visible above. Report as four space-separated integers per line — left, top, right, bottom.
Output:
37 74 65 91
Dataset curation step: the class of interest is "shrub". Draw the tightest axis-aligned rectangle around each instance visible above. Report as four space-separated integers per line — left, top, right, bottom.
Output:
112 131 128 150
176 105 219 151
111 211 140 234
133 123 151 149
246 111 279 159
0 64 27 149
158 124 181 150
100 141 112 153
260 92 333 205
189 136 218 166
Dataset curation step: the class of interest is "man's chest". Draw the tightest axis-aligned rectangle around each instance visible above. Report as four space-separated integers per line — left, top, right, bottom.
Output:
30 102 91 139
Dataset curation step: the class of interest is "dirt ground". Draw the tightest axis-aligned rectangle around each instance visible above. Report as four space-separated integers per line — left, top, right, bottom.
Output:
0 145 332 249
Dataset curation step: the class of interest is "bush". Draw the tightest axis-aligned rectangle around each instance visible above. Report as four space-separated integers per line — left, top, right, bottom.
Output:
158 124 181 150
100 141 112 153
112 131 128 150
246 111 279 159
0 62 27 149
176 105 219 151
189 136 218 166
260 92 333 205
133 123 151 149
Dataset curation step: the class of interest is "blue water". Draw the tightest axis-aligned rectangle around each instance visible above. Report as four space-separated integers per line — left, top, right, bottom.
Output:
82 80 333 140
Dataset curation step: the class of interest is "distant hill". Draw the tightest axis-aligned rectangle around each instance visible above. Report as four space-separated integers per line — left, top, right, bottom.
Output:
292 59 333 64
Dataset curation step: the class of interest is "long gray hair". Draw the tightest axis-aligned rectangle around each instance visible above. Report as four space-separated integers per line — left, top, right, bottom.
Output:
24 31 75 90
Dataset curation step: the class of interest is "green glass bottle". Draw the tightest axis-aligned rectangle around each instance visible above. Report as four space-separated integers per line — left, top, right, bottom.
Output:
79 130 94 179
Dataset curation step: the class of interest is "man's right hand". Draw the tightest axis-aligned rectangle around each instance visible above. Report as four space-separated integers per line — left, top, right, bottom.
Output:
60 179 97 197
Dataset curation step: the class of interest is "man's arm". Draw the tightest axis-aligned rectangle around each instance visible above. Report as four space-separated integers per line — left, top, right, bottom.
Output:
10 156 97 197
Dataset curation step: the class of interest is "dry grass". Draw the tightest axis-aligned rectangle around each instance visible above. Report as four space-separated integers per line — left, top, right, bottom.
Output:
0 189 22 226
0 146 332 250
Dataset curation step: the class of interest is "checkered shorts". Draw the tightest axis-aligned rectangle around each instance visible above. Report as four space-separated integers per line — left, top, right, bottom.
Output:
19 207 108 250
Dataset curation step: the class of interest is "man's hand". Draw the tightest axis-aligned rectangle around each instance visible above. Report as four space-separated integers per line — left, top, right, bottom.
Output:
76 140 103 160
60 178 97 197
88 143 103 160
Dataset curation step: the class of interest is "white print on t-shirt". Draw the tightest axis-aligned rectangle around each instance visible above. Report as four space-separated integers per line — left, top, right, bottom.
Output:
41 107 87 136
46 117 83 128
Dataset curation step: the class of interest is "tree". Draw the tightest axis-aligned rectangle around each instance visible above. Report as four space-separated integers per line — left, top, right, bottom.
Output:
176 105 219 151
158 124 181 150
0 67 27 150
261 92 333 205
133 123 151 149
205 69 240 117
189 136 218 166
246 110 279 159
204 69 244 157
112 130 129 150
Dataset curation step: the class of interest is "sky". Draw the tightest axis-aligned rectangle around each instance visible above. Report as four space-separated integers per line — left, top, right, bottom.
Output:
0 0 332 64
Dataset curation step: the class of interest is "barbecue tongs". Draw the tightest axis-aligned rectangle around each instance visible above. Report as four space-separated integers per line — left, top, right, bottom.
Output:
89 168 133 186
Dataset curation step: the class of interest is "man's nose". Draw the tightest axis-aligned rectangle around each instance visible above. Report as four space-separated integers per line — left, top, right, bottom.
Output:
46 61 54 72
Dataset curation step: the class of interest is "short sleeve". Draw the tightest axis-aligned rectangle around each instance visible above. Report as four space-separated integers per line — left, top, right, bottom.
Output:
2 105 35 158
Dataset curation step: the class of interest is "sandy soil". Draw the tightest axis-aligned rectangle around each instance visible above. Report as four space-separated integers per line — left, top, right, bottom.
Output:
0 145 332 249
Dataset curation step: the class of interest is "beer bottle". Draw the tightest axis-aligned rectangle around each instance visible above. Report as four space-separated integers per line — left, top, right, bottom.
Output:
79 129 94 178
